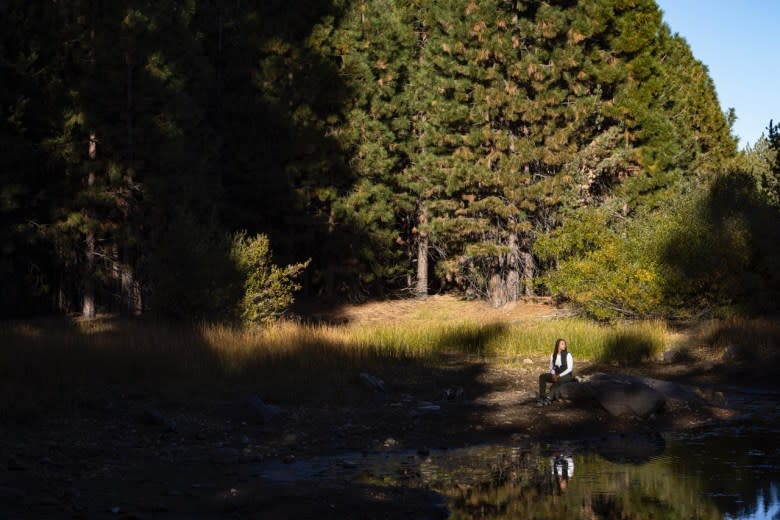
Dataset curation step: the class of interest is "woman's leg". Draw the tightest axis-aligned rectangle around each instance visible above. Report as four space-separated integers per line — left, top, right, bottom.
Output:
538 373 554 398
549 373 574 400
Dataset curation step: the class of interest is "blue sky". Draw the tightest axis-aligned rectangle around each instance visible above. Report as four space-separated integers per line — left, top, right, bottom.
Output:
655 0 780 148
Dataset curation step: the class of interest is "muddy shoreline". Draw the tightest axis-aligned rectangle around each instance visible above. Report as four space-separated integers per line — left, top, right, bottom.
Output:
1 356 775 518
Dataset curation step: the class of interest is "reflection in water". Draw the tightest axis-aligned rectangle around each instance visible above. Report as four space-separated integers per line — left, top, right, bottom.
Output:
439 443 726 520
551 454 573 493
726 483 780 520
259 426 780 519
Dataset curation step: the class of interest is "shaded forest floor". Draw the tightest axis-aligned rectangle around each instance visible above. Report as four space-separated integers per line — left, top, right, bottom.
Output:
1 297 778 518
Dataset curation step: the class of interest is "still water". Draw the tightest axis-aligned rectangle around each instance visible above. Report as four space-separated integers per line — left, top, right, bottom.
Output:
261 420 780 519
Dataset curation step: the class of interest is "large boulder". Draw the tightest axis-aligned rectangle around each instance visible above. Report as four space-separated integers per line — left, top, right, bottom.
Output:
557 373 721 418
556 380 597 402
587 374 666 418
625 375 705 404
558 374 666 418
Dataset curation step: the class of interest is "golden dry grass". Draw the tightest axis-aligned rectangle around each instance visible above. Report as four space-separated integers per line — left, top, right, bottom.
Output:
299 294 570 324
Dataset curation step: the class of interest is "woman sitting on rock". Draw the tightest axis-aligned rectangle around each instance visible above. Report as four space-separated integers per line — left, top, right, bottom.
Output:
537 338 573 406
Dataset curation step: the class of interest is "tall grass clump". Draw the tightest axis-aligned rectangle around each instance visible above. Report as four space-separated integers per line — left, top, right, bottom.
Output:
496 318 669 364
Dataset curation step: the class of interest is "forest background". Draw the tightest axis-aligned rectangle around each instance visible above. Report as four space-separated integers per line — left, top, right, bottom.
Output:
2 0 779 324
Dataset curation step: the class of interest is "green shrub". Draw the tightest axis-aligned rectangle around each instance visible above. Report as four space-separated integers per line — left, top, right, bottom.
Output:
537 207 673 320
231 232 310 324
538 173 780 320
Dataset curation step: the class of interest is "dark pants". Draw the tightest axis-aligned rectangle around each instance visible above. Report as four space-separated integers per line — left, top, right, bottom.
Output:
538 372 573 399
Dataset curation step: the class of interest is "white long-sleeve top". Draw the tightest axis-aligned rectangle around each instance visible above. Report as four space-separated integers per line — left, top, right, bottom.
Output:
549 351 573 377
551 455 574 478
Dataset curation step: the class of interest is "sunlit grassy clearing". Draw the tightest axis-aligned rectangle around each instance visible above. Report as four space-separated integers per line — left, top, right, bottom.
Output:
6 314 780 414
1 317 669 384
341 318 670 360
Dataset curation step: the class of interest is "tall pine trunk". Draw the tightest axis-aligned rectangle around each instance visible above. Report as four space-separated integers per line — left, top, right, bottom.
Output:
120 51 142 316
506 233 520 302
82 132 97 320
415 207 428 298
489 234 528 306
520 250 536 297
324 208 337 298
82 3 99 320
120 260 142 315
489 274 507 307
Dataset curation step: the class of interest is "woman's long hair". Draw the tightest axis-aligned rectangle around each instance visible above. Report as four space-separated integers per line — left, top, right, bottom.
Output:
552 338 566 363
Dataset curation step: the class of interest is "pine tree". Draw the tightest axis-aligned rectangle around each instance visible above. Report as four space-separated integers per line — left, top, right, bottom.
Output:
402 0 634 303
0 1 62 315
325 0 420 296
0 0 746 318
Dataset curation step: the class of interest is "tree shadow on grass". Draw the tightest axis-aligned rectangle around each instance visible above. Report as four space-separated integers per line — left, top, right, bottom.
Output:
0 316 512 412
233 322 511 405
0 316 225 420
597 331 658 367
429 322 509 356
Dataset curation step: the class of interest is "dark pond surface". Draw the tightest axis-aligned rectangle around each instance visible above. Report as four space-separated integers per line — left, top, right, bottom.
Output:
261 391 780 519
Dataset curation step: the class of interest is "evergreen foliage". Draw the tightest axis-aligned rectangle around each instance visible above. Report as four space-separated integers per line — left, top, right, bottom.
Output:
231 232 310 324
764 120 780 205
0 0 759 321
144 211 240 320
